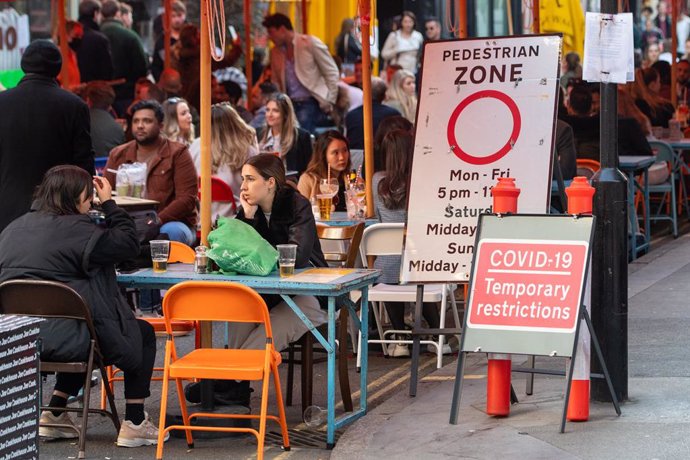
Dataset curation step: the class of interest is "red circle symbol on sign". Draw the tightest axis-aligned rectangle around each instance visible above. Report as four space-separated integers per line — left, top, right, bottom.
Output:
446 89 521 165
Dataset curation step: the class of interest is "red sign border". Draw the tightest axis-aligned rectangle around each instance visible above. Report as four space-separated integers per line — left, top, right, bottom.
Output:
446 89 522 165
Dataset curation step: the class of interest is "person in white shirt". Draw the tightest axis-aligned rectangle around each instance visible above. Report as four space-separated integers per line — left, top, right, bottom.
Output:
381 11 424 74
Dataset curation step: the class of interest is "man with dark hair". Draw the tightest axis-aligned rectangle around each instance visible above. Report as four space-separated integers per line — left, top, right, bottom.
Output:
119 2 133 29
345 76 401 149
77 0 113 82
424 17 443 41
104 100 198 245
100 0 148 116
0 40 95 232
217 79 254 123
262 12 340 133
85 81 124 157
250 81 278 129
567 85 592 116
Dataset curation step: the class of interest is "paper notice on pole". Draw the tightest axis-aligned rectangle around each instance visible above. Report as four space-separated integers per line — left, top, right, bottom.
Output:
583 12 634 84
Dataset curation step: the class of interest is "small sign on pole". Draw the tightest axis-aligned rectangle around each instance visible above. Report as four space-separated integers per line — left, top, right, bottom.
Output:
449 214 621 431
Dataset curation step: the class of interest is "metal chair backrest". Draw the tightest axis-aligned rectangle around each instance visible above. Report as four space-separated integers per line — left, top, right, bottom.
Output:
198 176 237 214
648 140 675 165
0 279 98 339
576 158 601 179
163 281 273 337
359 223 404 268
316 222 364 267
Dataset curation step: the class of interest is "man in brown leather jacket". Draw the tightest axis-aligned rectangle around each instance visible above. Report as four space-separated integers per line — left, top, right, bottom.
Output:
105 100 198 245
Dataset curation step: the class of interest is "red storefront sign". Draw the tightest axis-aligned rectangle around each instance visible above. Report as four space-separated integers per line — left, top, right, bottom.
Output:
467 239 588 332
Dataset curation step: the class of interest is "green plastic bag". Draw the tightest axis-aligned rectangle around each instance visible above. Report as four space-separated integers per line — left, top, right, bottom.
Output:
207 218 279 276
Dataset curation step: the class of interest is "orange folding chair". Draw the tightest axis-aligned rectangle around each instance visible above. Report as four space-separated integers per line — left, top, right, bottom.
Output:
156 281 289 460
102 242 199 409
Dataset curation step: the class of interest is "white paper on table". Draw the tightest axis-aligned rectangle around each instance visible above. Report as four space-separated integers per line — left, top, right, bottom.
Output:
583 12 634 84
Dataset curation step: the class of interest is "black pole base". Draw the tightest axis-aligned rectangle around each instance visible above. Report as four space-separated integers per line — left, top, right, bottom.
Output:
591 167 629 403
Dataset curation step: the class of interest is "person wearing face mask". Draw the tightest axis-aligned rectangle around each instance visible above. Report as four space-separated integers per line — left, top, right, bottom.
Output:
297 130 351 211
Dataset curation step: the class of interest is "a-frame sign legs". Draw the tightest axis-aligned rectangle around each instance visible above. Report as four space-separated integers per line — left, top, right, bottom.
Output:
450 307 621 430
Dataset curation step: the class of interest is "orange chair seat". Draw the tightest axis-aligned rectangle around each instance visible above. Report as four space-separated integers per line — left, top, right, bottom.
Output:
145 317 195 334
169 349 282 381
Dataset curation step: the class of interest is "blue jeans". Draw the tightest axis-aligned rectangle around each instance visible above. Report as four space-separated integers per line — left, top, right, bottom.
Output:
160 221 195 246
291 97 329 134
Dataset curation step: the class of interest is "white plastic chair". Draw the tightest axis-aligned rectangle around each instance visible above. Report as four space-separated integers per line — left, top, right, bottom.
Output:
355 223 458 369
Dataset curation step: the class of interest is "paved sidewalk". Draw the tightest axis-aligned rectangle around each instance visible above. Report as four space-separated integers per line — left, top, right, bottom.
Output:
332 233 690 460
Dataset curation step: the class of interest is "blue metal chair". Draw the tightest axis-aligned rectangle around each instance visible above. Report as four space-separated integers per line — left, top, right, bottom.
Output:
648 141 679 237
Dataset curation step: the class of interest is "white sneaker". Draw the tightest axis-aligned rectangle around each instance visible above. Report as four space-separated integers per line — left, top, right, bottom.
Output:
116 412 170 447
427 343 453 355
39 411 79 439
386 343 410 357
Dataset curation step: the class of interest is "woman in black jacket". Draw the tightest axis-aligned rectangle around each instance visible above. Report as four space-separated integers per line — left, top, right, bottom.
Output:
258 93 313 175
0 166 165 448
186 153 327 406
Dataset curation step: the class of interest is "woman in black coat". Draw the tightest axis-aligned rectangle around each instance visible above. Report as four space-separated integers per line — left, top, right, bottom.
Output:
258 92 313 175
186 154 327 406
0 166 165 448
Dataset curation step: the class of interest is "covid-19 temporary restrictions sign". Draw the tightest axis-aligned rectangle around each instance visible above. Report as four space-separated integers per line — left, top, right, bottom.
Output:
462 214 594 357
401 35 562 284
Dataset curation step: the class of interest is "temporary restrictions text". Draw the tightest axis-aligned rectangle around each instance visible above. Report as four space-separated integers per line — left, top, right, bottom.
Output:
467 239 588 332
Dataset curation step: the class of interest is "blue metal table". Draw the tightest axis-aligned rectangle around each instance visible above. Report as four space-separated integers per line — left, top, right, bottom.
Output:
317 211 378 227
619 155 655 260
117 265 379 447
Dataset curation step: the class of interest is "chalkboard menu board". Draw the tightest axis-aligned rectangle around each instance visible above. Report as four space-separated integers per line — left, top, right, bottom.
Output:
0 316 41 460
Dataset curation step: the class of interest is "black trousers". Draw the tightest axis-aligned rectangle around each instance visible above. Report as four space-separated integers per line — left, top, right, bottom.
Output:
54 320 156 400
384 302 440 333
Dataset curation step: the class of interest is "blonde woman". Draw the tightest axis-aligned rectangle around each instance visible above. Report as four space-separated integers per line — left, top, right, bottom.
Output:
162 97 195 145
258 93 312 175
189 103 259 216
384 69 418 123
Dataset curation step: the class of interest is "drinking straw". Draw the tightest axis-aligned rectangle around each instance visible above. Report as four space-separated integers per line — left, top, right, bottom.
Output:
327 165 331 184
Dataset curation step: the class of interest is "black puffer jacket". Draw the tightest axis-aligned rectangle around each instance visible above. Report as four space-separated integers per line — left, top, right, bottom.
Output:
0 200 143 371
236 186 327 308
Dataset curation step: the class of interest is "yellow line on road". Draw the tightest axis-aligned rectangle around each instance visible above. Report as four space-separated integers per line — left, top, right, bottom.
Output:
421 374 485 381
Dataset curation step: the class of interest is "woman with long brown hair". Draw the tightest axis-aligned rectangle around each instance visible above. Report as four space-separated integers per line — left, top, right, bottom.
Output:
185 153 328 405
632 67 674 127
162 96 195 145
297 130 351 211
373 130 447 357
258 93 313 175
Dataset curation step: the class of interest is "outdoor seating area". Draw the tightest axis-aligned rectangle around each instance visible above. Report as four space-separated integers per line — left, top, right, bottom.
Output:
6 0 690 459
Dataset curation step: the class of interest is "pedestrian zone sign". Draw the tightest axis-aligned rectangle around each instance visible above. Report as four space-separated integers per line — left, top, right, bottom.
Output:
401 34 562 284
